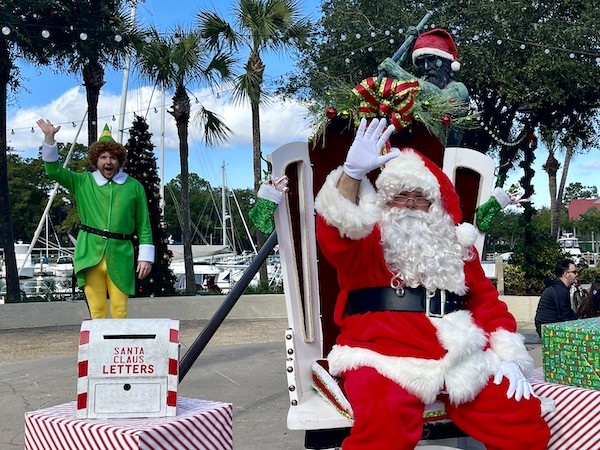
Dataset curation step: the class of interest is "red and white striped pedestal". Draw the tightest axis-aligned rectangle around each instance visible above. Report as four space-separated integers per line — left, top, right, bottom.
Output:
530 369 600 450
24 397 233 450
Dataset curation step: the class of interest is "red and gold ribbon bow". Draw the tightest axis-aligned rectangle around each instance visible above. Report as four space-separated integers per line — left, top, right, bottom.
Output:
353 77 421 131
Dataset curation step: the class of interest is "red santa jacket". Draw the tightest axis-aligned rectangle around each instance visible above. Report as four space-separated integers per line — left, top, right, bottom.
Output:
314 167 533 405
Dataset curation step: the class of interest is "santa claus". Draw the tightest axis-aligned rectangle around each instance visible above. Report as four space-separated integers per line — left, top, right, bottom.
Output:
314 118 550 449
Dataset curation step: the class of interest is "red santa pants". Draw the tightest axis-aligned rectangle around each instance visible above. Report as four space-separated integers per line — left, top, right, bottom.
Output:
342 367 550 450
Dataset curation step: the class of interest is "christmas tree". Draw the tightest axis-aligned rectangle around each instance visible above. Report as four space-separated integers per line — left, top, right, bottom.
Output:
125 114 177 297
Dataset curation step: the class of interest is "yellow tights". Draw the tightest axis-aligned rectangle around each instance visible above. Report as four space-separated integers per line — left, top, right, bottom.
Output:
83 256 129 318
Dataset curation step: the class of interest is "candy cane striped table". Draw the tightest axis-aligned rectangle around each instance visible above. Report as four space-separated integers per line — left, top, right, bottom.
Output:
24 397 233 450
530 369 600 450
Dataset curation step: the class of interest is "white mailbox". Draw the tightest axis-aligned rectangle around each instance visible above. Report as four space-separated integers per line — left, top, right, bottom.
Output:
76 318 180 419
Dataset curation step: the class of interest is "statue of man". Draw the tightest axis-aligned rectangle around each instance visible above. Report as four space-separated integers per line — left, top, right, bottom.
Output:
379 28 469 146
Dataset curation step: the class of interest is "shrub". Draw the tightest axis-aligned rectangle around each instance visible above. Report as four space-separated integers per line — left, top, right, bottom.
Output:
503 264 528 296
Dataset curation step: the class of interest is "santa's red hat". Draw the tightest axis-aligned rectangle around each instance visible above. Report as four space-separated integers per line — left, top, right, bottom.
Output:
412 28 461 72
376 148 478 246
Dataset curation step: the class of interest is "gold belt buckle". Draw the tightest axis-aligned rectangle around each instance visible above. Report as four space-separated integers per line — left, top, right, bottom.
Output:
425 289 445 318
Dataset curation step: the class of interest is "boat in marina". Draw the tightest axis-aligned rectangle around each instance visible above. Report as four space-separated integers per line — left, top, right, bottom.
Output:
0 241 35 279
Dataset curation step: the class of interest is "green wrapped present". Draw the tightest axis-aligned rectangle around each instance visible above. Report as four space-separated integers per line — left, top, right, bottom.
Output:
542 318 600 390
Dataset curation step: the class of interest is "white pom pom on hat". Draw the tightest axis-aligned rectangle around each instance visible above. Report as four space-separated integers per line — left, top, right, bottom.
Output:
456 222 478 247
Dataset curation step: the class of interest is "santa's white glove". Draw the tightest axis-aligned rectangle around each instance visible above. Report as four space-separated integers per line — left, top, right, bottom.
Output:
493 361 533 401
343 118 399 180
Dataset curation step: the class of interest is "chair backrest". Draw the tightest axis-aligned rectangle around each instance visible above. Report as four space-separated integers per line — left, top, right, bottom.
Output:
443 147 496 256
268 142 323 403
267 136 497 427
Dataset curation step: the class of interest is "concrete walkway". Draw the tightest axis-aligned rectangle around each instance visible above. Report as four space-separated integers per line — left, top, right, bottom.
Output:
0 295 542 449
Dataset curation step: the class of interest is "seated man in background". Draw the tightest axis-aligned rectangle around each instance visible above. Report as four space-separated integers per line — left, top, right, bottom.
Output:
534 258 579 336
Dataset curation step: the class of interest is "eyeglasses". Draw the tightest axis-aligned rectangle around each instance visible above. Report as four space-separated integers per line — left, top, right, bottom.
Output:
390 194 431 207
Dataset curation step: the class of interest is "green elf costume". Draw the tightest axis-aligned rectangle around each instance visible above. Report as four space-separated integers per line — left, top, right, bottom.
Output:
41 124 154 318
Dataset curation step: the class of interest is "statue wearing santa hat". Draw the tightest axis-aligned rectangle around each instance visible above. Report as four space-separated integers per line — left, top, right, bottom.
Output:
379 28 469 147
314 118 550 449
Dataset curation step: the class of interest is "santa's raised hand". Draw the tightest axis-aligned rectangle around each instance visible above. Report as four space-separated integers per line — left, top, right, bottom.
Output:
343 118 399 180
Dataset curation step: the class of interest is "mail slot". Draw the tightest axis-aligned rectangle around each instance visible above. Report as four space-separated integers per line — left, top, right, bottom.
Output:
76 318 180 419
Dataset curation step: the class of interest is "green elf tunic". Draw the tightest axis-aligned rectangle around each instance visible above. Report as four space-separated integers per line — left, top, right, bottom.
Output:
43 143 154 295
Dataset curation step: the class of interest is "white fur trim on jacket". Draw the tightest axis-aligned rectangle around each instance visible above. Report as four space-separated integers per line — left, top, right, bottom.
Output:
314 166 380 240
489 328 534 377
327 311 502 405
42 142 59 162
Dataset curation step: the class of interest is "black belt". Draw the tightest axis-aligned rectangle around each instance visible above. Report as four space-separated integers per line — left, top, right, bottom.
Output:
345 286 466 318
80 224 133 241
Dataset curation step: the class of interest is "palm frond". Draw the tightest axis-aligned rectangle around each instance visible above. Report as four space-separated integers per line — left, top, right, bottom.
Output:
194 106 233 146
197 11 239 51
205 52 237 81
230 71 271 107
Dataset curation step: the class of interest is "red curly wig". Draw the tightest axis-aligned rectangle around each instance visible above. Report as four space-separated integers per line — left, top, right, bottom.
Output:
88 140 127 167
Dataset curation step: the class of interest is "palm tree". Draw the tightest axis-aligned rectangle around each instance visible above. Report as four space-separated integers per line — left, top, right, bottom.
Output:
198 0 310 286
135 27 234 294
40 0 143 144
0 0 61 302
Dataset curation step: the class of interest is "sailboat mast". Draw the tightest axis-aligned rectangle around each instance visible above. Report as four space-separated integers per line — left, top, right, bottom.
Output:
222 162 227 247
117 0 137 144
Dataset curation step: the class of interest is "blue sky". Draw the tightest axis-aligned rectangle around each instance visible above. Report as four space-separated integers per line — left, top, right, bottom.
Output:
6 0 598 207
7 0 321 192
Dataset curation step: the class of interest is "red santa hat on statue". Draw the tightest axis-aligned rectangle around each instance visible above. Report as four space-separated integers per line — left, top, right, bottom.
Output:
412 28 461 72
376 148 478 247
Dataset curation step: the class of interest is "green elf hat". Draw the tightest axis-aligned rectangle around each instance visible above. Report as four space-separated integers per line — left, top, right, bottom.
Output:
98 124 114 142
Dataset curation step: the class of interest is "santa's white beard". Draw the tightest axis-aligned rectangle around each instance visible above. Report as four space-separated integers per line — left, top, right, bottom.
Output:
378 204 469 295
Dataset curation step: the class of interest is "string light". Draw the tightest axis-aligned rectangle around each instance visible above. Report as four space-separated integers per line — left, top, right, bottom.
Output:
1 26 10 35
79 33 88 41
112 115 116 121
31 127 35 133
11 129 14 135
311 25 598 74
41 30 50 38
72 122 76 127
480 121 527 147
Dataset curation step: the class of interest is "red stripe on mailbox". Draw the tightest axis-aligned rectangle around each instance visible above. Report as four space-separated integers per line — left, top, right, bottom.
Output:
79 330 90 345
170 328 179 343
167 390 177 407
78 360 88 378
77 393 87 410
169 358 178 375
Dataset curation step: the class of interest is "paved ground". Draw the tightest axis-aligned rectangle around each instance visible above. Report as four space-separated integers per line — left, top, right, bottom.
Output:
0 318 307 450
0 299 542 450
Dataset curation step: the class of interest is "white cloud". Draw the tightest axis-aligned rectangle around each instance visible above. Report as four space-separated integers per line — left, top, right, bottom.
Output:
7 85 313 161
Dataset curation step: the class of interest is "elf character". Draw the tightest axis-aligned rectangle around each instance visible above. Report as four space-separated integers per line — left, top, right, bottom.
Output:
314 118 550 450
37 119 154 319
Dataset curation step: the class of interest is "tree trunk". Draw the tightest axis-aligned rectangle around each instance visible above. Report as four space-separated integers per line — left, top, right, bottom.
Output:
251 99 268 287
0 44 21 303
521 141 536 283
557 137 576 233
82 61 105 144
170 87 195 295
542 152 560 239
